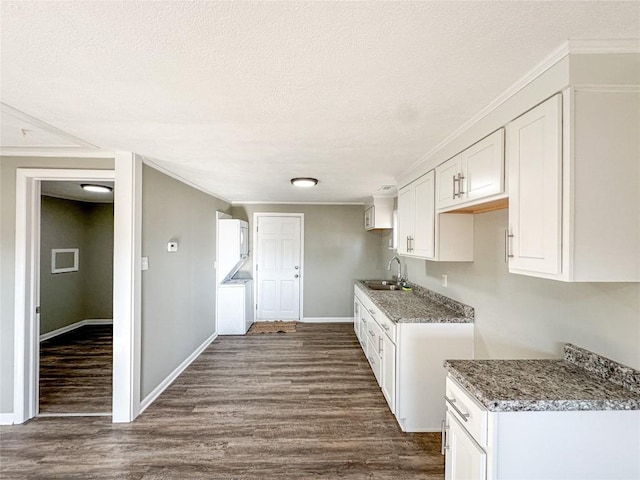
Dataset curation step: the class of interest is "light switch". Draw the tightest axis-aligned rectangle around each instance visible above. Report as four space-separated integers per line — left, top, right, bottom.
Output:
141 257 149 271
167 242 178 252
441 274 448 287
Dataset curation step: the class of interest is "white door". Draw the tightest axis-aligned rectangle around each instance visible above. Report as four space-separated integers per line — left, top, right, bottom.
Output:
256 215 302 320
507 94 562 276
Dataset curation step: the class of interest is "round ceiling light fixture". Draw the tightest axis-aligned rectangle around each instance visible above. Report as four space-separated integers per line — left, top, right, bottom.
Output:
290 177 318 188
81 184 113 193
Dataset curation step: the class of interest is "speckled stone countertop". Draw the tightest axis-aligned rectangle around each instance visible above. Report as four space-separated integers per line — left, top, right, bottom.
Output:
444 344 640 412
355 280 474 324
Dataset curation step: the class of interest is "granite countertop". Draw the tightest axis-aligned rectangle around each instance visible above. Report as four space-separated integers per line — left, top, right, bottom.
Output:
355 280 474 324
444 344 640 412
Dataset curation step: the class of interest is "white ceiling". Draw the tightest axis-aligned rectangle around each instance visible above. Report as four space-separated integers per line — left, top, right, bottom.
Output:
1 1 638 203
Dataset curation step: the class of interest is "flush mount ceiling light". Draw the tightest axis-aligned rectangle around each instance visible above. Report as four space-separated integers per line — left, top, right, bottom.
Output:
290 177 318 188
81 184 113 193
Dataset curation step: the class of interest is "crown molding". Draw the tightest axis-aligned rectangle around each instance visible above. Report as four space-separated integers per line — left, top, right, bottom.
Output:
231 201 365 206
0 146 115 158
1 103 98 148
568 38 640 54
398 38 639 181
141 157 233 204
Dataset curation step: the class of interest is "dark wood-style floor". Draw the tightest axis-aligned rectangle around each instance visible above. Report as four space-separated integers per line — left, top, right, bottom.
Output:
1 323 444 479
39 324 113 414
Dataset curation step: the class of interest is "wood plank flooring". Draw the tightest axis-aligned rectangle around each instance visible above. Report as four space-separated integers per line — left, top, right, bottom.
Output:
1 323 444 479
39 324 113 414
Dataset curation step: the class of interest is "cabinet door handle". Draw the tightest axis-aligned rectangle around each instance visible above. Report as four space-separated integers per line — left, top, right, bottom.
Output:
382 324 390 331
378 336 383 354
505 229 514 262
362 318 367 324
452 175 458 199
369 330 375 338
368 309 376 316
445 396 470 422
457 173 465 195
441 420 449 454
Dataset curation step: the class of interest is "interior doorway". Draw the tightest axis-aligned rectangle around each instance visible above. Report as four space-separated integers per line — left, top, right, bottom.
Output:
254 213 304 321
38 181 115 415
13 161 141 424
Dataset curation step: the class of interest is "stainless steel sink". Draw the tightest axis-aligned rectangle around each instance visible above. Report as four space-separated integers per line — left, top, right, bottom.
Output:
362 280 402 291
368 284 402 291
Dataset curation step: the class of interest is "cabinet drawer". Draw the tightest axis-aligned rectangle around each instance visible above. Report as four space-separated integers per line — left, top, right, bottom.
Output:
364 314 383 349
376 312 397 343
445 377 488 448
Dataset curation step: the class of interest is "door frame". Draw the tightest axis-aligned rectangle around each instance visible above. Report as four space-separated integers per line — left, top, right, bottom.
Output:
13 153 142 423
252 213 304 322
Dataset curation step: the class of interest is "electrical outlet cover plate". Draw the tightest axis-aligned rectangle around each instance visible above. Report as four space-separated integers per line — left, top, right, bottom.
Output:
167 242 178 252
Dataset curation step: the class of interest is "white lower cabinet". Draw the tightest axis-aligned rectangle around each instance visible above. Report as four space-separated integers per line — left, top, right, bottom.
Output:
353 297 361 342
444 412 486 480
444 376 640 480
355 285 474 431
380 333 396 413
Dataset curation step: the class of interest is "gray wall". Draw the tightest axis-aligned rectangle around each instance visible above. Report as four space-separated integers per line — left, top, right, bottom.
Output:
381 209 640 369
0 156 114 414
40 196 113 334
141 165 230 398
84 203 115 318
231 204 384 318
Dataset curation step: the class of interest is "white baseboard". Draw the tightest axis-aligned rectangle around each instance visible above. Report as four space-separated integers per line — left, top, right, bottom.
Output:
302 317 354 323
0 413 14 425
39 319 113 342
139 331 218 414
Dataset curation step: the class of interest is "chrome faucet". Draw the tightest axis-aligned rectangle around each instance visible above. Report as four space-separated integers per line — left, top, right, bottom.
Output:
387 255 403 283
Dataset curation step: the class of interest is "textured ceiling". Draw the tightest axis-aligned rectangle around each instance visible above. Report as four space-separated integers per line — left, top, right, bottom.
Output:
1 1 638 203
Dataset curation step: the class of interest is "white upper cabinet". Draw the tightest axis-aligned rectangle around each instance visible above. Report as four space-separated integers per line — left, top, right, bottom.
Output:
398 171 473 261
436 154 463 210
436 129 505 212
507 88 639 281
364 196 394 230
397 171 435 258
506 94 562 276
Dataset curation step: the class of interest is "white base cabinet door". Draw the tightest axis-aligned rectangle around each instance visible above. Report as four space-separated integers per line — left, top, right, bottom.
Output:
380 333 396 413
445 412 486 480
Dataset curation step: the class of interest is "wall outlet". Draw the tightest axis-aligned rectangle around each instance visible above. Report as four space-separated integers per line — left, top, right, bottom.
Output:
141 257 149 271
441 274 448 287
167 242 178 252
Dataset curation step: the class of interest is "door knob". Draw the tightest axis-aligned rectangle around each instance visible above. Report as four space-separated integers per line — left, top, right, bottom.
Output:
294 266 299 269
294 274 299 278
